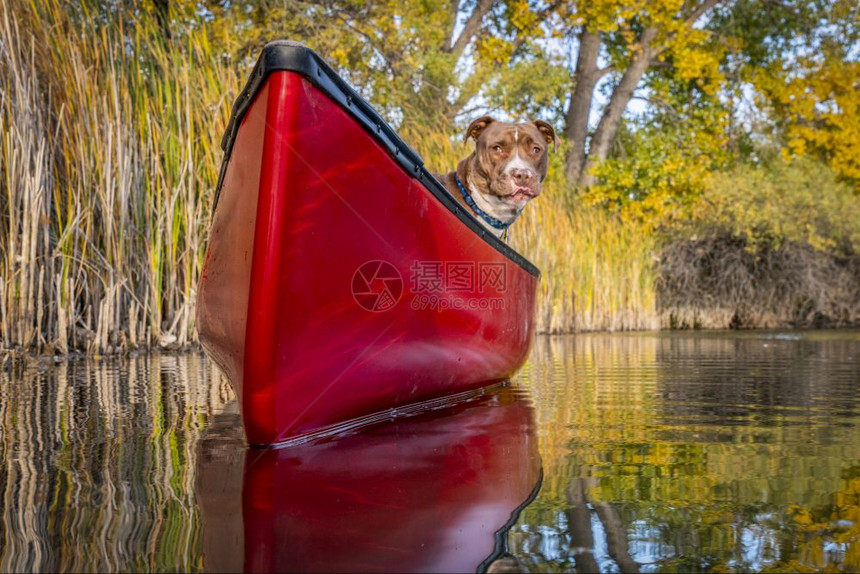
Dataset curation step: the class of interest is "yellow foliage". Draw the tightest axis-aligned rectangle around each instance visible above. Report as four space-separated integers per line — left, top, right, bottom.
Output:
509 0 539 31
585 118 726 229
756 58 860 189
330 47 350 68
475 37 513 66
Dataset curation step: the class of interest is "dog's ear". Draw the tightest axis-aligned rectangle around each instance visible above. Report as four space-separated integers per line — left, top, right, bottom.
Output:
463 116 495 144
533 120 558 150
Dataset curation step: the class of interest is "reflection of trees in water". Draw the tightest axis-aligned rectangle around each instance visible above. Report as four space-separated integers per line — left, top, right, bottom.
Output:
2 335 857 572
511 333 860 573
0 354 233 572
567 476 639 574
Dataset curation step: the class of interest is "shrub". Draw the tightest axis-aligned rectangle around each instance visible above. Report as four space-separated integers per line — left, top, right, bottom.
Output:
683 157 860 254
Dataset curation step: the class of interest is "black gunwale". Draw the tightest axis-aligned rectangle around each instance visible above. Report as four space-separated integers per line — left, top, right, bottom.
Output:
215 40 540 278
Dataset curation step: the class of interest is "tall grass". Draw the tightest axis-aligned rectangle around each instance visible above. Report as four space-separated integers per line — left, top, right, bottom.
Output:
0 2 658 355
1 0 240 353
513 196 659 332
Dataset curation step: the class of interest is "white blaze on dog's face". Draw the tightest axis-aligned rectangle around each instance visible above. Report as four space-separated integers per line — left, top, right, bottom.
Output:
463 116 557 218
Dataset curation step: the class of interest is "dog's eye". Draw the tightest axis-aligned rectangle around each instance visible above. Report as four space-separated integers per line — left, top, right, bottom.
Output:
532 146 542 154
493 145 503 153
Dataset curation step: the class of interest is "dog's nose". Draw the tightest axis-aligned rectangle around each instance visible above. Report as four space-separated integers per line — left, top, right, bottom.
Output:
510 168 535 185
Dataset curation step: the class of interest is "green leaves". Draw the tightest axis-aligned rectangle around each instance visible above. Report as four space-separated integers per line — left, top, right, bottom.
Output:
695 157 860 254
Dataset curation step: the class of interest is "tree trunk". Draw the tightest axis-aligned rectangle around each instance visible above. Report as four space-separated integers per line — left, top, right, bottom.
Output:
564 29 602 185
579 27 657 187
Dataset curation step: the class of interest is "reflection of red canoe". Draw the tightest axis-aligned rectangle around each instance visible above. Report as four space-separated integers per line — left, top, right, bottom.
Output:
197 42 539 446
198 386 541 573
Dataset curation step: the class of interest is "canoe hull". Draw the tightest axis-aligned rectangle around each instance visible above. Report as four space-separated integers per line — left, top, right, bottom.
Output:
198 43 539 446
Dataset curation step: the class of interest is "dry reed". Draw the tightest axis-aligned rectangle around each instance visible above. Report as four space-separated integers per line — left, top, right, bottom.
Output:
1 0 240 354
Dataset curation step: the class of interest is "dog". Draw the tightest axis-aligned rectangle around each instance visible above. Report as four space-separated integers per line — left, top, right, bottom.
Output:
437 116 557 240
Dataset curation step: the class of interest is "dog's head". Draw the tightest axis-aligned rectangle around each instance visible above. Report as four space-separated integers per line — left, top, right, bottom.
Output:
461 116 557 211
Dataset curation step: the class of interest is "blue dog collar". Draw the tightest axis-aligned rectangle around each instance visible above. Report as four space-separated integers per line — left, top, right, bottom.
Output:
454 174 512 231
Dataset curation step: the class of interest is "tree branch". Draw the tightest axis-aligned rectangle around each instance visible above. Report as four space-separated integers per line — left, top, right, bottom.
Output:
565 0 722 188
507 0 564 63
446 0 461 51
445 0 494 57
596 65 615 79
685 0 723 25
333 19 400 76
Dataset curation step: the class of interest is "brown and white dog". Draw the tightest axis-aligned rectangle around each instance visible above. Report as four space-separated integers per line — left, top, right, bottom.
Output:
437 116 557 239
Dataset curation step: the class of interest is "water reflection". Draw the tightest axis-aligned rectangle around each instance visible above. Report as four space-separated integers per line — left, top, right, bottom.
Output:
512 332 860 573
0 354 233 573
1 331 859 573
197 386 542 573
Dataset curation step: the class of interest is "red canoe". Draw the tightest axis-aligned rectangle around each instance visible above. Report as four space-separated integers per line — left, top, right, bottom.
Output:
197 41 540 446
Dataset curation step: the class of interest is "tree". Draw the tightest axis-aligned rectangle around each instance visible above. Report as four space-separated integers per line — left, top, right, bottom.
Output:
734 0 860 189
559 0 725 187
210 0 561 127
200 0 858 196
199 1 726 185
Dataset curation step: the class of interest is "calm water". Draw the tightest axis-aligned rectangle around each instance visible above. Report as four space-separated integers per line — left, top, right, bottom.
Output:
1 331 859 573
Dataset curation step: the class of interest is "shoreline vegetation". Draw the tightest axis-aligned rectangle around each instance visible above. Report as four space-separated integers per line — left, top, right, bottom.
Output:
2 1 859 356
